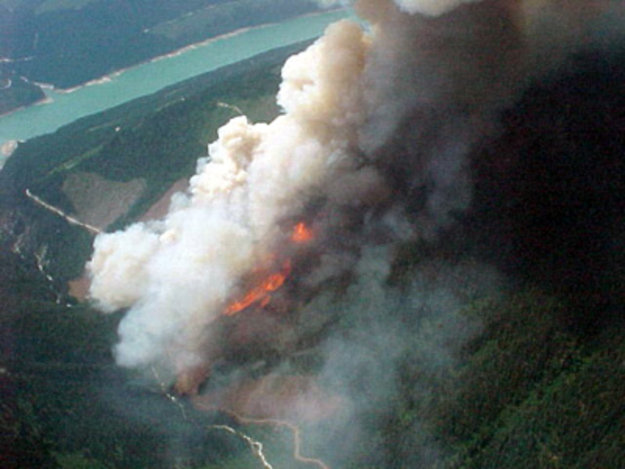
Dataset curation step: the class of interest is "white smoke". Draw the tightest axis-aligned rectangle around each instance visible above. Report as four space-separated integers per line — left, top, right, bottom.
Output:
394 0 482 16
320 0 482 17
88 0 621 379
89 18 373 372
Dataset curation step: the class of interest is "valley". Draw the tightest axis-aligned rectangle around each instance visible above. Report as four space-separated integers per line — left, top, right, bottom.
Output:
0 5 624 468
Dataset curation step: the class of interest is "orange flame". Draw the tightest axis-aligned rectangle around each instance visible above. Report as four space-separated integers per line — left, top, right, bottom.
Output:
291 222 314 243
222 221 312 317
223 261 291 316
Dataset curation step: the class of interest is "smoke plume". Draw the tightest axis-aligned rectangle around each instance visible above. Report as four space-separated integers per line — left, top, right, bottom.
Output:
87 0 622 463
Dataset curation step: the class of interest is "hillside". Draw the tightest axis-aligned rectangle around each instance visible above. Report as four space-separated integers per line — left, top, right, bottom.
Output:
0 41 309 284
0 36 624 469
0 74 44 116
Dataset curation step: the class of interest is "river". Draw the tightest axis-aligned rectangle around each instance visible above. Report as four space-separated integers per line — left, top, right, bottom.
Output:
0 9 351 162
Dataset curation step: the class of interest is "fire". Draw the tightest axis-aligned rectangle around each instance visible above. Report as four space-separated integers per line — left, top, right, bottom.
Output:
222 221 312 317
223 261 291 316
291 222 314 243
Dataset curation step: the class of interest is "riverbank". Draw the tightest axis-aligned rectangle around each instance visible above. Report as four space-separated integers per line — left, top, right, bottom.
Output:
0 8 349 151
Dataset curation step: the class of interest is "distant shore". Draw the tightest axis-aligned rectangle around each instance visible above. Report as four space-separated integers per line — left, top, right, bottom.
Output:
1 8 345 119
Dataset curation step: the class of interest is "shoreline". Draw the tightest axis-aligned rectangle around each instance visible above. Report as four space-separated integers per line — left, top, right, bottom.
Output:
0 8 346 119
0 77 53 118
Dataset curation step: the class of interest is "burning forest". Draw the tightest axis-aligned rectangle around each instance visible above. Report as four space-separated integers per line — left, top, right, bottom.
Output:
85 0 625 466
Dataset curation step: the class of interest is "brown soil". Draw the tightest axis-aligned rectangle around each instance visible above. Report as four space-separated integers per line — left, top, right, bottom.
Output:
62 172 146 229
193 374 343 423
68 273 91 301
140 178 188 221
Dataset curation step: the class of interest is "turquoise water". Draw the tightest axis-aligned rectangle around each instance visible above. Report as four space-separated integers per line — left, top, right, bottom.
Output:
0 9 350 151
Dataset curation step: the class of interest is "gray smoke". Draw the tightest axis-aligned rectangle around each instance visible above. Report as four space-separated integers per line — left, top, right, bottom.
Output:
86 0 624 465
